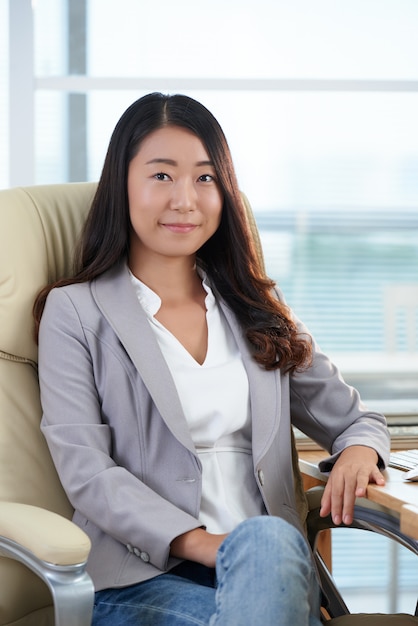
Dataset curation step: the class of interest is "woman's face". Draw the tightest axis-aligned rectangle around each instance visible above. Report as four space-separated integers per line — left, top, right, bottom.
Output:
127 125 223 271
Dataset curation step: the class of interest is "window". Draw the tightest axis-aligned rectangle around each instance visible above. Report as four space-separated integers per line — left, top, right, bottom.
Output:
4 0 418 416
30 0 418 420
7 12 418 389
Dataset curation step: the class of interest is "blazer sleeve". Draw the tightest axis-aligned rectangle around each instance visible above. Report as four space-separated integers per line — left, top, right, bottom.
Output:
279 292 391 470
38 287 201 572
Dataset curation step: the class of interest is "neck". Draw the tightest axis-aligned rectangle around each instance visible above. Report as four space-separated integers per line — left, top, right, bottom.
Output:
129 255 201 302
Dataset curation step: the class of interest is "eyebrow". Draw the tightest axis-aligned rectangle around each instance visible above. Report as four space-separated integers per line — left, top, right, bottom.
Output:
145 158 214 167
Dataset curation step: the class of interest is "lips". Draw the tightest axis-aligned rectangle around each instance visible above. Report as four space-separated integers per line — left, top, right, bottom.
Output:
161 223 198 234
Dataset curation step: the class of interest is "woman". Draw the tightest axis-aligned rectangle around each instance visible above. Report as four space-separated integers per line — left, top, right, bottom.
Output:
34 92 390 625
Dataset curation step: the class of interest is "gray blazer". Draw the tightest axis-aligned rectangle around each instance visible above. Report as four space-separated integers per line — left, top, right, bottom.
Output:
38 262 390 591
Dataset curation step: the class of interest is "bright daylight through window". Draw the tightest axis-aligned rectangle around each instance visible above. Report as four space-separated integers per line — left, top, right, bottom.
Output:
31 0 418 439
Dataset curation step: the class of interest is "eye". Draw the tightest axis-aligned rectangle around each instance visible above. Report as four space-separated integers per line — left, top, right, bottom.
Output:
198 174 216 183
154 172 171 181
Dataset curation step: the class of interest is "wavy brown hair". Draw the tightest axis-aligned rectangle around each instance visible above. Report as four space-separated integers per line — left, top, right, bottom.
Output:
34 92 312 372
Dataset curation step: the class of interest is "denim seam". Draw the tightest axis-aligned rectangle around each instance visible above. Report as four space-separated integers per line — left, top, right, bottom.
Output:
95 600 208 625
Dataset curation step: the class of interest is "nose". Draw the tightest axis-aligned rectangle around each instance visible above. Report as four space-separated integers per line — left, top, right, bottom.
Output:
169 179 196 213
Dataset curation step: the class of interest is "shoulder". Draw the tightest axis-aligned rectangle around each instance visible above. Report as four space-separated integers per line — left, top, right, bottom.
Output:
44 281 94 318
40 263 137 342
39 283 95 348
44 263 127 312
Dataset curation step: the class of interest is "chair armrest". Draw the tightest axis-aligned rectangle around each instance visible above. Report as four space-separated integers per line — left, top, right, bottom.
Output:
0 502 91 565
306 484 402 523
306 486 417 561
305 486 418 619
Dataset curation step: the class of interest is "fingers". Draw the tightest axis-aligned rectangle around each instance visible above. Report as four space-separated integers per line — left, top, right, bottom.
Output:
320 472 357 526
319 447 386 526
369 466 386 487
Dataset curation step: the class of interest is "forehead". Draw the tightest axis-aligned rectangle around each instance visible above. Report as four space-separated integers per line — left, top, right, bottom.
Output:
135 126 211 162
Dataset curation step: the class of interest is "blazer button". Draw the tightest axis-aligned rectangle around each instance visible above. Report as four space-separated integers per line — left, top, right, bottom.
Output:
140 551 150 562
126 543 134 553
258 469 265 486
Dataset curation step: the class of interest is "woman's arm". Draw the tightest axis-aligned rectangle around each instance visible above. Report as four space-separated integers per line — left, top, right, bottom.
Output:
282 293 390 525
287 309 390 467
170 529 228 568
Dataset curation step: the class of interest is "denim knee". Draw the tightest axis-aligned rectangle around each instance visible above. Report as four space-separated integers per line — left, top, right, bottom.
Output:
211 516 321 626
220 515 309 563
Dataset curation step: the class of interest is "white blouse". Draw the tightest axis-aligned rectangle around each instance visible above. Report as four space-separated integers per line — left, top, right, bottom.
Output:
129 269 266 533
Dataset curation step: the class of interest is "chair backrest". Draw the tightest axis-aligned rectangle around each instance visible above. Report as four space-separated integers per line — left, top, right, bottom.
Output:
0 183 96 625
0 183 97 512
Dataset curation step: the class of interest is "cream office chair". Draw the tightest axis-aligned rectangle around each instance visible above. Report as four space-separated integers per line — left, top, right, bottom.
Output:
0 184 96 626
0 182 417 625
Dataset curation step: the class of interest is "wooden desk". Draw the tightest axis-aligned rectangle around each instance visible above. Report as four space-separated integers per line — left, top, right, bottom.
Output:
299 450 418 540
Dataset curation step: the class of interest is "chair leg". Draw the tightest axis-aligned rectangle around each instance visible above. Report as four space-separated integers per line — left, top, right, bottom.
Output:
45 567 94 626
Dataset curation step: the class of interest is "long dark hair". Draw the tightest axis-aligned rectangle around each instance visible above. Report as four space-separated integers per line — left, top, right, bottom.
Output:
34 92 312 372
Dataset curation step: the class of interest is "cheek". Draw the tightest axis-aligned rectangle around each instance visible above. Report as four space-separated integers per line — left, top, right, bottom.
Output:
128 205 149 241
204 210 222 242
128 189 156 227
208 191 223 222
128 185 151 212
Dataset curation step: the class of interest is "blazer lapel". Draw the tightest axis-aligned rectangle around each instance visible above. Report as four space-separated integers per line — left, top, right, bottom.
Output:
92 263 280 463
92 263 197 455
217 300 281 467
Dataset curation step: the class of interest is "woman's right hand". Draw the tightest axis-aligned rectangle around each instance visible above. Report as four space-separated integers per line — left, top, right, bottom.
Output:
170 528 228 568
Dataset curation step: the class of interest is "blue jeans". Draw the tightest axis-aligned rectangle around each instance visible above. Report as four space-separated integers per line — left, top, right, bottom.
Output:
93 516 322 625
